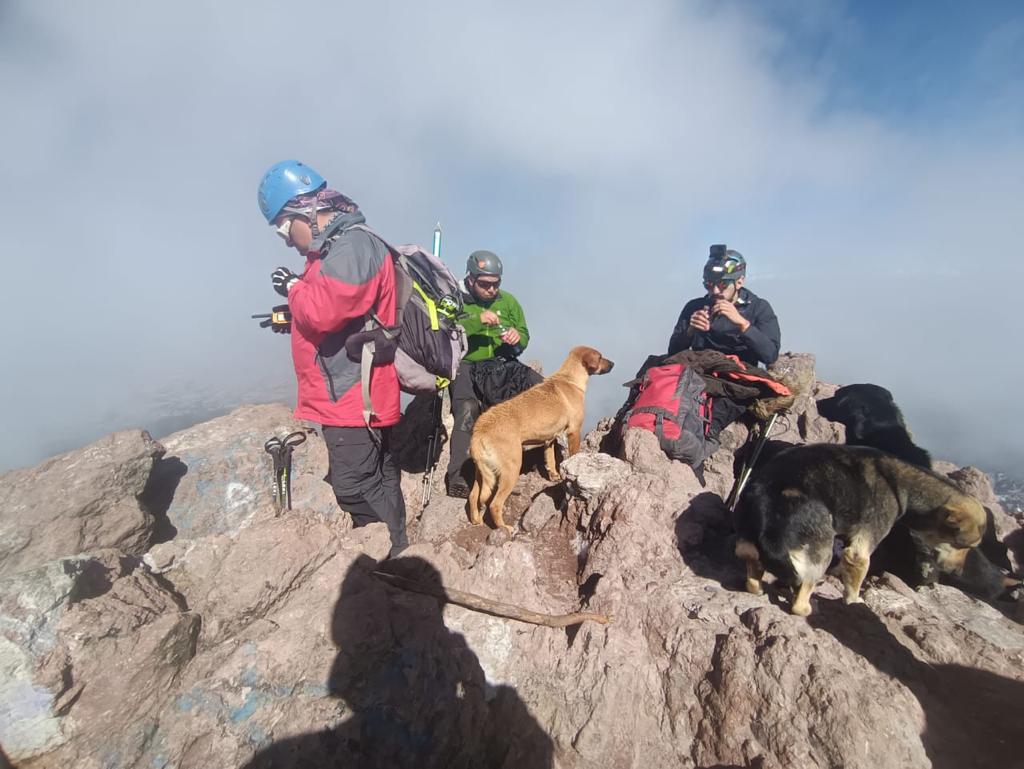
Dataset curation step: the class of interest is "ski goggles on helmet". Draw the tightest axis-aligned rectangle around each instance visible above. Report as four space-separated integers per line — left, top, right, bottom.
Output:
703 244 745 288
703 262 743 288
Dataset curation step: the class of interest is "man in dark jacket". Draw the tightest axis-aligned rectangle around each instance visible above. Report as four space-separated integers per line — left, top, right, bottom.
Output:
668 245 780 367
668 245 781 436
257 160 408 557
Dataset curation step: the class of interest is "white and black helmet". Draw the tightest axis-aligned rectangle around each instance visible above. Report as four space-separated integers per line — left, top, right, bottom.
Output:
703 244 746 287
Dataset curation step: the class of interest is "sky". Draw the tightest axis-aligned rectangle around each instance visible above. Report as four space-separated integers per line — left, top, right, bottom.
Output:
0 0 1022 475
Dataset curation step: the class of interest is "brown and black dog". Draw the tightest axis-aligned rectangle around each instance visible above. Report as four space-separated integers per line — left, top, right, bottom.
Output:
734 443 987 616
817 383 1020 601
468 346 614 534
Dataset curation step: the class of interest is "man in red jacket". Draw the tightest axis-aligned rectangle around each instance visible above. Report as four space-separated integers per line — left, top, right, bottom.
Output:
258 160 408 557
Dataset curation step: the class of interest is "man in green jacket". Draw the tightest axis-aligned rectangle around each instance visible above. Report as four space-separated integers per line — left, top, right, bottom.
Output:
446 250 542 498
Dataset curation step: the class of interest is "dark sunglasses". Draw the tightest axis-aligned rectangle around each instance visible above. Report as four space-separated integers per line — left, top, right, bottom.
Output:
475 278 501 290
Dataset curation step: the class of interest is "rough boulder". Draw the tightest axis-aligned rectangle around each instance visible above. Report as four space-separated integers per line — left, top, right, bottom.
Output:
1 357 1022 768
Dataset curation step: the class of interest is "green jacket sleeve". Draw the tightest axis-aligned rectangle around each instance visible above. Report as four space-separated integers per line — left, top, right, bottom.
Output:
502 293 530 351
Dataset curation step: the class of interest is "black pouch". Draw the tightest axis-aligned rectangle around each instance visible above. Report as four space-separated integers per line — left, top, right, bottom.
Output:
470 358 543 408
344 327 400 365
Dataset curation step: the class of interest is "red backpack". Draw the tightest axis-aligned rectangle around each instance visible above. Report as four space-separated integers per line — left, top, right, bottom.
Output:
624 363 713 467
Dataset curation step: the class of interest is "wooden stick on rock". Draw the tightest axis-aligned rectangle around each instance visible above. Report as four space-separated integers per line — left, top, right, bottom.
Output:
372 570 612 628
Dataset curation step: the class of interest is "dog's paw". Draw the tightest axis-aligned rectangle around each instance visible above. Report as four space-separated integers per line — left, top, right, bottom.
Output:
842 593 864 605
745 578 764 596
791 601 812 617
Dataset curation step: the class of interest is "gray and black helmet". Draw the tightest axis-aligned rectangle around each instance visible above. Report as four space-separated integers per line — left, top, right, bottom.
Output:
467 250 503 278
703 244 746 287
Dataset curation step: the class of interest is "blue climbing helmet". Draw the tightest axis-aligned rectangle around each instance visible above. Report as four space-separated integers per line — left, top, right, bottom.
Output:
257 160 327 223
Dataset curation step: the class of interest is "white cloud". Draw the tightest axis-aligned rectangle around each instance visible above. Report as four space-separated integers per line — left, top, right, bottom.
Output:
0 0 1021 473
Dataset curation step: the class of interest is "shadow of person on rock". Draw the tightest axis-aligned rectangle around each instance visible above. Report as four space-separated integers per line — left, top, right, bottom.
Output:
676 439 799 591
675 491 748 590
807 594 1024 769
241 554 554 769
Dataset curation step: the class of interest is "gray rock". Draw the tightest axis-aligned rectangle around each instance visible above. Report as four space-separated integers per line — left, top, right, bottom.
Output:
520 492 559 533
560 452 631 502
0 550 197 763
702 422 747 500
145 403 336 541
0 556 94 759
581 417 616 453
804 380 846 444
0 430 163 577
415 493 473 544
7 371 1024 769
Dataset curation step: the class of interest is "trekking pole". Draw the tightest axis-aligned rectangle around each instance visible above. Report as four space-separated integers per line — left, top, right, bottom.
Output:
280 431 307 511
264 438 285 514
264 431 308 514
419 391 444 516
417 219 445 517
726 412 779 511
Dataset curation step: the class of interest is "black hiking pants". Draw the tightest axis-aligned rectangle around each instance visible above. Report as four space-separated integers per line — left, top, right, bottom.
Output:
446 360 483 491
323 425 408 555
708 396 748 441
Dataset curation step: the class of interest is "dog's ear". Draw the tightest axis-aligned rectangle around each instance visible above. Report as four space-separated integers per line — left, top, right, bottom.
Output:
941 499 986 545
581 348 602 373
941 504 966 530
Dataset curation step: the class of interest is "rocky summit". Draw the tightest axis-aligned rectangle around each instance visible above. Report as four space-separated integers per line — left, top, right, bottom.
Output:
1 354 1022 769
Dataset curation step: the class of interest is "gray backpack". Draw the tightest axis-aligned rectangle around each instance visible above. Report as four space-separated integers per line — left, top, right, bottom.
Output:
343 226 467 424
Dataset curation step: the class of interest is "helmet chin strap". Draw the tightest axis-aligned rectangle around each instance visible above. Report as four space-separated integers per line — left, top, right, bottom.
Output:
309 202 321 237
304 204 342 239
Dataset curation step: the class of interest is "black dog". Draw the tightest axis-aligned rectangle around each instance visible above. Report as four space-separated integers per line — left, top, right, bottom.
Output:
816 383 1019 600
816 384 931 468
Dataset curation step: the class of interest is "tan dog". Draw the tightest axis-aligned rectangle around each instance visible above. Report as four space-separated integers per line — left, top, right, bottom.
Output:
468 346 614 533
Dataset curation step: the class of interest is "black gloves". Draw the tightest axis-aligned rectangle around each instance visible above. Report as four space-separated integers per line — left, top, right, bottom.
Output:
271 267 299 298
